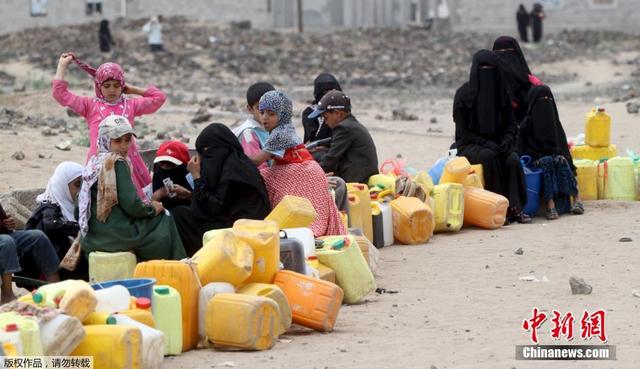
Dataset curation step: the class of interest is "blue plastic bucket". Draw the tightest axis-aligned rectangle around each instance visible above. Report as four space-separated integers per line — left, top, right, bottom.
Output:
92 278 156 299
521 156 543 216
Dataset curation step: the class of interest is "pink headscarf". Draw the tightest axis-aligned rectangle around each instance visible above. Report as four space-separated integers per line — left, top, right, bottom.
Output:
72 56 125 101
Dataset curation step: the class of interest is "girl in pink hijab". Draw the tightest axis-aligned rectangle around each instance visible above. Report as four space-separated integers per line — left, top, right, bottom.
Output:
52 52 166 201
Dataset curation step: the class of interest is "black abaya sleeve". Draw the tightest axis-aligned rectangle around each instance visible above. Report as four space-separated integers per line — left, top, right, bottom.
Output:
453 108 499 150
191 178 225 216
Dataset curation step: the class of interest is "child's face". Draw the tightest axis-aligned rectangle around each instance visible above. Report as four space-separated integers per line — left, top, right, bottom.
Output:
68 177 82 200
100 79 123 103
110 134 132 155
260 110 279 132
247 104 264 126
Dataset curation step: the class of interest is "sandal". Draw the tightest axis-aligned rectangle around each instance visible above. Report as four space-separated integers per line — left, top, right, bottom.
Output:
571 201 584 215
546 207 559 220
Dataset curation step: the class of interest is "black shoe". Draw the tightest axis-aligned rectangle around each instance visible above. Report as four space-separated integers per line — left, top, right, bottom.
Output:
509 207 532 224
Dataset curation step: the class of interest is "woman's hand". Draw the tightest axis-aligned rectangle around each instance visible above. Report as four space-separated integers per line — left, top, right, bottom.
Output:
1 215 16 231
151 200 165 215
173 184 192 200
151 187 168 201
187 155 201 180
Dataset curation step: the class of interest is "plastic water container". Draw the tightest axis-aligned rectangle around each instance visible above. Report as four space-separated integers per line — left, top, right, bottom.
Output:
40 314 86 356
0 323 23 356
134 260 200 352
198 282 235 345
89 251 137 283
265 195 317 229
348 232 379 273
585 107 611 147
36 280 97 322
469 164 484 187
306 257 336 283
152 285 182 356
347 183 374 241
370 202 385 248
463 187 508 229
520 156 543 216
237 283 292 335
192 229 254 286
347 194 363 232
279 237 306 274
83 312 116 325
604 157 636 200
390 196 434 244
464 172 484 189
0 313 44 356
71 324 142 369
368 174 397 192
201 228 230 247
232 219 280 284
206 293 281 350
413 171 434 195
432 183 464 232
94 285 131 314
113 315 165 369
116 309 155 328
429 157 448 185
317 235 376 304
273 270 343 332
440 156 471 184
92 278 156 300
282 228 315 257
574 159 598 200
2 341 17 356
571 144 618 161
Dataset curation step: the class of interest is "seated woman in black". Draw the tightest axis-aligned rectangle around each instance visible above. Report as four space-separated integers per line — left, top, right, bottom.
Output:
172 123 271 256
492 36 538 122
519 85 584 219
301 73 342 162
452 49 530 224
26 161 88 279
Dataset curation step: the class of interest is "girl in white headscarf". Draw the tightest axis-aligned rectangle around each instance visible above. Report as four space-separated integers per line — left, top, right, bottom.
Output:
26 161 86 278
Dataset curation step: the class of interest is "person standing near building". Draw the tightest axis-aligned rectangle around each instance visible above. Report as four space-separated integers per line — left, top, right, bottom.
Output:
143 16 164 52
531 3 546 43
98 19 115 53
516 4 529 43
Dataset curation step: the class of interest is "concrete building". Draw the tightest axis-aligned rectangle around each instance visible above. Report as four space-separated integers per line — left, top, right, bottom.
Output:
1 0 637 36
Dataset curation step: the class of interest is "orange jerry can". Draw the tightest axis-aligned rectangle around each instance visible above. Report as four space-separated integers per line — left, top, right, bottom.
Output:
273 270 343 332
463 187 508 229
133 260 200 352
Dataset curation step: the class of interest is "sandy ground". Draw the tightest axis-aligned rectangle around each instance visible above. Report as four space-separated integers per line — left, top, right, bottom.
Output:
1 49 639 368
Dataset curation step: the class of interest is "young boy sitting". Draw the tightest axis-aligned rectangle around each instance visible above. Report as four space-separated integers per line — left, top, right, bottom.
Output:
308 90 379 184
233 82 275 169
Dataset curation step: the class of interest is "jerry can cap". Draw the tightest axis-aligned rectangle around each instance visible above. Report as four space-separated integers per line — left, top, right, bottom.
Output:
106 316 116 325
5 324 18 332
32 292 43 304
136 297 152 309
597 107 605 112
155 286 170 295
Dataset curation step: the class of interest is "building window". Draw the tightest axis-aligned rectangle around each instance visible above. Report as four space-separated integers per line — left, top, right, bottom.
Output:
31 0 48 16
589 0 617 8
86 0 103 15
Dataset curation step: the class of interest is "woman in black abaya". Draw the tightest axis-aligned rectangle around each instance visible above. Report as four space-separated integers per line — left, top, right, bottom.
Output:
519 85 584 219
451 50 530 224
172 123 271 256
